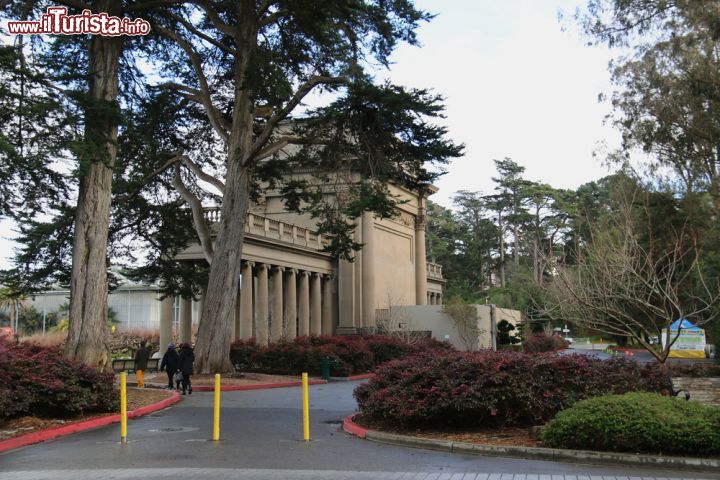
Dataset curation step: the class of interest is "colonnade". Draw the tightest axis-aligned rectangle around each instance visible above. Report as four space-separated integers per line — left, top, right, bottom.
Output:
162 261 337 348
235 261 336 343
427 292 443 305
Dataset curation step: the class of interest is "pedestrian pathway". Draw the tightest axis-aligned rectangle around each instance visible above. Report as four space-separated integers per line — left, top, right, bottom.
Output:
1 469 714 480
0 382 717 479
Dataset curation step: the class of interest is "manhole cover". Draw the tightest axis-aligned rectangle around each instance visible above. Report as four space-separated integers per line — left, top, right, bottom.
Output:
147 426 197 433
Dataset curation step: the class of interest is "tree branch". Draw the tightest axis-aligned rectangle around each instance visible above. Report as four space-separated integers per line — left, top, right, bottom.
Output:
171 164 214 264
257 0 276 16
250 75 347 161
188 0 235 37
154 24 230 142
125 0 187 12
166 11 238 55
179 155 225 193
54 0 92 12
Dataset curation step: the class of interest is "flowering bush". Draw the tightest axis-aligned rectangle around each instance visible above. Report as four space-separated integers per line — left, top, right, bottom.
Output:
354 350 671 428
229 335 453 376
0 339 118 423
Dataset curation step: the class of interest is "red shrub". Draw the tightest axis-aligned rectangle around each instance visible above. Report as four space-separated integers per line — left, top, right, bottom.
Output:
0 339 118 423
229 334 454 376
523 333 569 353
668 363 720 378
354 350 671 428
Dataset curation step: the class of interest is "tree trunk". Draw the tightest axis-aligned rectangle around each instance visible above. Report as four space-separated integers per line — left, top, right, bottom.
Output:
193 9 257 373
64 4 123 370
192 167 251 373
10 304 16 332
533 238 539 284
498 213 505 288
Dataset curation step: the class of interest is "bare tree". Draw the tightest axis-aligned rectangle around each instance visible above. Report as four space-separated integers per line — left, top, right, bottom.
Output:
541 206 720 364
442 299 484 351
375 292 424 344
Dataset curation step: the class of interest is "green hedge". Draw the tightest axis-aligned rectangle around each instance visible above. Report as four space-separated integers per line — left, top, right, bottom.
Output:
541 392 720 455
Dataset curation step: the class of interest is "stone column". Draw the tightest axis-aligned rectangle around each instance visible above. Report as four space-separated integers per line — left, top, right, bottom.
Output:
415 197 428 305
310 272 322 335
298 271 310 336
255 264 269 345
284 269 298 339
322 275 334 334
180 297 192 344
437 293 443 305
160 294 173 354
240 261 254 339
361 211 376 327
337 258 356 334
234 281 242 340
270 266 284 342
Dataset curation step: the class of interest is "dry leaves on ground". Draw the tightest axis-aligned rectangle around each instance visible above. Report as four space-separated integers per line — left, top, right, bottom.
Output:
353 415 542 448
0 388 173 441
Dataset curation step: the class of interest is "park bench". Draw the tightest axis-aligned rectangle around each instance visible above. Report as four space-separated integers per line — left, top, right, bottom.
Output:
111 357 160 373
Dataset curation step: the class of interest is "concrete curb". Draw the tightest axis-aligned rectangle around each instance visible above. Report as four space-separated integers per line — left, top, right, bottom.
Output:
342 414 720 472
0 391 182 454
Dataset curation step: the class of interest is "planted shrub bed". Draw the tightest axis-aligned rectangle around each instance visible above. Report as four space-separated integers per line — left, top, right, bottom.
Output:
0 340 118 423
229 335 454 376
668 363 720 378
354 350 670 428
541 392 720 455
522 333 569 353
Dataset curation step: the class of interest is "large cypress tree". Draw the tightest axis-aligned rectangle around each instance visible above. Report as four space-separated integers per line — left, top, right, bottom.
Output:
0 0 186 367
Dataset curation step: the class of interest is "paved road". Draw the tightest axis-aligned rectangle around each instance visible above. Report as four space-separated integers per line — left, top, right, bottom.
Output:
1 382 717 480
565 346 716 365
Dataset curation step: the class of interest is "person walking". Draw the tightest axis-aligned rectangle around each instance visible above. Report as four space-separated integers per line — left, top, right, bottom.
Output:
134 340 150 388
178 342 195 395
159 343 179 390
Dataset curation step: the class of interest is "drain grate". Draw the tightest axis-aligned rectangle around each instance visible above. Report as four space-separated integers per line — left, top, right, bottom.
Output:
147 426 196 433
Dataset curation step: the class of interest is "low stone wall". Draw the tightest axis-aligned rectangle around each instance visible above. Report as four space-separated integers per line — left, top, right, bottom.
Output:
671 377 720 406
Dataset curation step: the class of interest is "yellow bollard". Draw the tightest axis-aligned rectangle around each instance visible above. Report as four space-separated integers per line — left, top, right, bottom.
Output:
120 372 127 443
213 373 221 441
302 372 310 441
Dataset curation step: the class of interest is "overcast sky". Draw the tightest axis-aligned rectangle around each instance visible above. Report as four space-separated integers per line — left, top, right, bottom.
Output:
0 0 621 269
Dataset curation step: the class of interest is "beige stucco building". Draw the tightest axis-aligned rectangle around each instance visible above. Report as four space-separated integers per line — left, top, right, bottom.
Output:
162 175 446 348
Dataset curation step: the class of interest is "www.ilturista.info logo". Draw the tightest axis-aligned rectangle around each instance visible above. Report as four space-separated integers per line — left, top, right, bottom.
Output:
6 7 151 36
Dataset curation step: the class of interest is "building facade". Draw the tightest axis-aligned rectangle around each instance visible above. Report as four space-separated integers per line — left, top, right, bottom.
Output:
164 178 445 348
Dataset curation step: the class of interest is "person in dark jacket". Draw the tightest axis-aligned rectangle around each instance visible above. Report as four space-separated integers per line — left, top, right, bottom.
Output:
159 343 179 390
178 343 195 395
134 340 150 388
